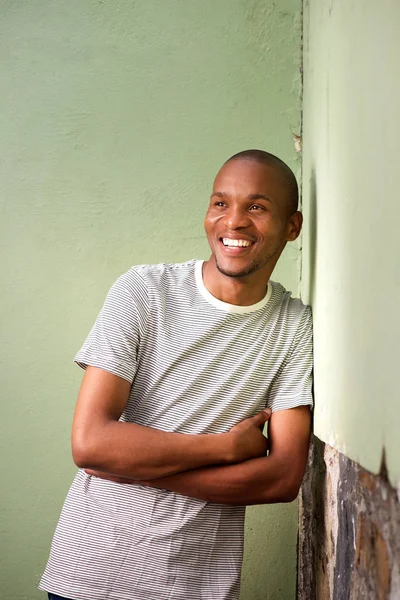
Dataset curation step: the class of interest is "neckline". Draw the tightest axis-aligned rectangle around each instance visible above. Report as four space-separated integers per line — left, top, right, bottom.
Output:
194 260 272 314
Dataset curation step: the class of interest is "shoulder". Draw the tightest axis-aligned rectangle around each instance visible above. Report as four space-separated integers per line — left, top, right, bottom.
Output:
116 259 197 295
270 280 311 316
269 280 312 333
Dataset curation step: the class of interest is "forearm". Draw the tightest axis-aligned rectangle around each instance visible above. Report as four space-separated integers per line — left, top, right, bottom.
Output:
141 454 300 505
72 366 271 481
73 421 233 480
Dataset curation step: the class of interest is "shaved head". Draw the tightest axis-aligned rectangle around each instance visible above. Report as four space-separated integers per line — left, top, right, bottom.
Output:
225 149 299 216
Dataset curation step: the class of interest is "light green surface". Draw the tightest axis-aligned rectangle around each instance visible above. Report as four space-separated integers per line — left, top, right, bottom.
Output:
1 2 302 598
302 0 400 485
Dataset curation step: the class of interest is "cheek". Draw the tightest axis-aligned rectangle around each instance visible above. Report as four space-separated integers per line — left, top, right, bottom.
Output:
204 211 220 231
203 217 214 242
258 225 286 249
264 217 287 237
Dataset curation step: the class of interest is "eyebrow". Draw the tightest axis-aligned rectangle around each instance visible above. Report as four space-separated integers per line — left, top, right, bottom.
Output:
211 191 273 203
247 193 273 203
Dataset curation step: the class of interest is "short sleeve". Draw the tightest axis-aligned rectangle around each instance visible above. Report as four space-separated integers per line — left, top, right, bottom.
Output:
266 305 313 412
74 272 145 383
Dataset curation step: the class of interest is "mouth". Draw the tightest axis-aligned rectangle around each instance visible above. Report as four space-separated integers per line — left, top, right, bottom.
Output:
217 237 255 257
220 237 254 248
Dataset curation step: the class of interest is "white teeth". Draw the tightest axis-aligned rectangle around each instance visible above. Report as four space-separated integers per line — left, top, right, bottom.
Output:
222 238 252 247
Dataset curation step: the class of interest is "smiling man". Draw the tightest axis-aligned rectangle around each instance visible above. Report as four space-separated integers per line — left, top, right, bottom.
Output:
40 150 313 600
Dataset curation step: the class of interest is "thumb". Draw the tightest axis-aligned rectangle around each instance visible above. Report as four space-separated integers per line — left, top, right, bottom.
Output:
251 408 272 426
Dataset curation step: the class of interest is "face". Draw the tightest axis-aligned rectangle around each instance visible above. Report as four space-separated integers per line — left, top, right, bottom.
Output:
204 159 302 280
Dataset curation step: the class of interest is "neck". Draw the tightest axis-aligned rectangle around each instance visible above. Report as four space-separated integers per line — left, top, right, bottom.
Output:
202 257 271 306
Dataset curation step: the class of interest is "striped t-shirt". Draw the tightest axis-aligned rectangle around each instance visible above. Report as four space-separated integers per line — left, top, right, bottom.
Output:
40 259 313 600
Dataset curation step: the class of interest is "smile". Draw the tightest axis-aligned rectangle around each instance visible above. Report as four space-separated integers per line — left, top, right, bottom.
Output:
221 238 253 248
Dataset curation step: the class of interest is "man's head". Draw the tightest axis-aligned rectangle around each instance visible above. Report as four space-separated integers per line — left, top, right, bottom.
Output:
204 149 302 280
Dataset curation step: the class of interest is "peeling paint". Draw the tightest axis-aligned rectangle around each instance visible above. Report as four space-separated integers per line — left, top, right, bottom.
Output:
298 436 400 599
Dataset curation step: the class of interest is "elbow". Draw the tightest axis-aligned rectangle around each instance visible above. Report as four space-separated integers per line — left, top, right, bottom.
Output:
279 484 300 503
279 474 304 503
72 439 90 469
272 459 306 503
72 445 89 469
71 428 99 469
265 476 302 504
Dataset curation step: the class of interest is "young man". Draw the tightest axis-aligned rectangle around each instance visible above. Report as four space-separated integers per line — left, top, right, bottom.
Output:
40 150 313 600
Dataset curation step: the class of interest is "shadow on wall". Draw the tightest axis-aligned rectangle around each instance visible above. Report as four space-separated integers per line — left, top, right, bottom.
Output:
307 168 317 305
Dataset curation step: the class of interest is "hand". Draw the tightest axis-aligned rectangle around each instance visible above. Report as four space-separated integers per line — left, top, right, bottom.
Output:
229 409 271 463
84 468 140 484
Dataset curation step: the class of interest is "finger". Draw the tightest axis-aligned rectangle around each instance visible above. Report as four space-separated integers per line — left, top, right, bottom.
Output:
85 468 111 479
85 469 127 483
85 469 98 476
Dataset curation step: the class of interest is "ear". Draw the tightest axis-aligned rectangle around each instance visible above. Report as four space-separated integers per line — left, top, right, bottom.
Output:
286 211 303 241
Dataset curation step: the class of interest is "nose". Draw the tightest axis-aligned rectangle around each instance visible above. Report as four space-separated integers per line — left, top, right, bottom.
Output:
225 205 251 230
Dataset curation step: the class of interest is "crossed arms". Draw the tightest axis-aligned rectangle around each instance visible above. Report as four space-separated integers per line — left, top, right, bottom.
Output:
72 366 311 506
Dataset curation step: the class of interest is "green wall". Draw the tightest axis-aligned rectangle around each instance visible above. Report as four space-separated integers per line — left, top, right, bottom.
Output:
1 2 302 598
302 0 400 486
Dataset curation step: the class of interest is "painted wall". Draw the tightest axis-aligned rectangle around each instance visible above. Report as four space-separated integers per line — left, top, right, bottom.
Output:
301 0 400 486
0 2 302 599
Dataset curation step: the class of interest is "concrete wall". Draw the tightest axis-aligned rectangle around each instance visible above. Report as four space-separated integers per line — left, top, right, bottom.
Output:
0 2 302 599
300 0 400 597
301 0 400 487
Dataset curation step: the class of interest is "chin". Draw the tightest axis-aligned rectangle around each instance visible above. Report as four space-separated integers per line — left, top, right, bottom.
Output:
216 261 259 279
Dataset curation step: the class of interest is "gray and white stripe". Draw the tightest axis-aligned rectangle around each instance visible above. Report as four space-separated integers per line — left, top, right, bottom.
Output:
40 259 312 600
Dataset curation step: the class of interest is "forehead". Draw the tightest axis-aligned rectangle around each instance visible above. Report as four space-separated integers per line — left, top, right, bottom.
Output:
213 159 285 195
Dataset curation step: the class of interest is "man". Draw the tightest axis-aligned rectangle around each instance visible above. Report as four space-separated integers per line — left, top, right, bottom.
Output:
40 149 312 600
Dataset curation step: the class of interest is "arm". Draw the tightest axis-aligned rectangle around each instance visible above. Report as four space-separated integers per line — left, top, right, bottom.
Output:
86 406 311 505
72 366 270 480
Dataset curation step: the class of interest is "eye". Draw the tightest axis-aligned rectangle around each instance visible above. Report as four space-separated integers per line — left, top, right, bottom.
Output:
214 200 226 207
249 204 264 211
